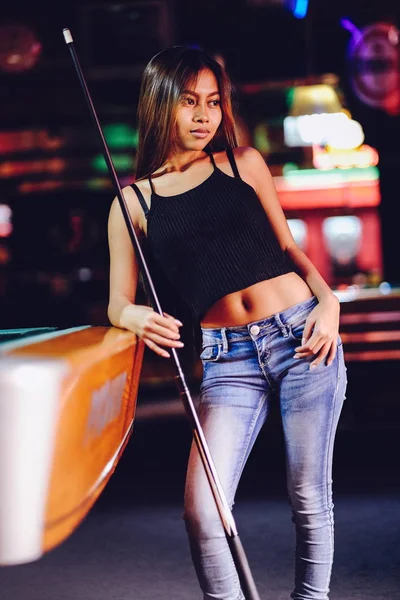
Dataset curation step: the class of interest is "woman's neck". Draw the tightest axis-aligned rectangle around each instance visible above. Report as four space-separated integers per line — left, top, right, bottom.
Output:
162 148 208 174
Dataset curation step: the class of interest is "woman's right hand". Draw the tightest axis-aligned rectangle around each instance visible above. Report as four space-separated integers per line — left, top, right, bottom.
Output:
120 304 184 358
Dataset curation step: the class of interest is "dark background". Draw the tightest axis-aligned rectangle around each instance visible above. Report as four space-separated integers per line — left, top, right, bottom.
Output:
1 0 399 297
0 0 399 421
0 3 399 599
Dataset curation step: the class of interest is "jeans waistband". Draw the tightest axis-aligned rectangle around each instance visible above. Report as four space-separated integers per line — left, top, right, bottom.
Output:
201 295 318 347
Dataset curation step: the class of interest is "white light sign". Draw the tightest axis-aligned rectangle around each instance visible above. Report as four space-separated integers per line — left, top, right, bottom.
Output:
284 113 365 149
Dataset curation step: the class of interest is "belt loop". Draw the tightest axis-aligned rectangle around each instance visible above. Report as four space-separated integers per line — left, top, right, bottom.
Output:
274 313 289 337
221 327 229 353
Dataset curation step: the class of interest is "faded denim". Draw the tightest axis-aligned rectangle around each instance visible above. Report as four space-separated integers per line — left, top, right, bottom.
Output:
184 296 347 599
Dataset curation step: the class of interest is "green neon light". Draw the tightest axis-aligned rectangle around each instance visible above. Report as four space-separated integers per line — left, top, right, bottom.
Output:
92 154 134 173
103 124 138 150
286 87 295 110
283 162 299 175
283 166 379 187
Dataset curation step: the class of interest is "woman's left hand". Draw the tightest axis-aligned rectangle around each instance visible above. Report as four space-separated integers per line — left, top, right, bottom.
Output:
294 295 340 369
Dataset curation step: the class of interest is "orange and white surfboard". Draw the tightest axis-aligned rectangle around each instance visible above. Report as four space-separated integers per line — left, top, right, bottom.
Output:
0 326 144 565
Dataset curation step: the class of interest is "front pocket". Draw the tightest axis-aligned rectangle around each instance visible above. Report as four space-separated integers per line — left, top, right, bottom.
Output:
199 344 222 362
290 318 307 340
290 322 343 349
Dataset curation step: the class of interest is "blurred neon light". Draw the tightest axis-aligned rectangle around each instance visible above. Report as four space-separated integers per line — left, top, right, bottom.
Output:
0 130 63 154
313 145 379 170
0 126 137 155
277 166 379 189
275 179 380 210
92 154 134 173
87 178 113 190
0 158 66 177
103 124 138 150
0 204 12 238
18 181 64 194
293 0 309 19
18 179 114 194
323 215 362 263
287 219 308 250
326 119 364 150
340 18 362 44
284 113 365 148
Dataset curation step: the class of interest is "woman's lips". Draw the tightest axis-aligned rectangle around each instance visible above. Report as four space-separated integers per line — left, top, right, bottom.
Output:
191 129 210 139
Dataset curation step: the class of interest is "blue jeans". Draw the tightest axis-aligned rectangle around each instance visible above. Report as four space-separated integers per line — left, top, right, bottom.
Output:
183 296 347 600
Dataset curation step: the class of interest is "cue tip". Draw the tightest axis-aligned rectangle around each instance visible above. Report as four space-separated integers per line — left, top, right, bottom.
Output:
63 28 73 44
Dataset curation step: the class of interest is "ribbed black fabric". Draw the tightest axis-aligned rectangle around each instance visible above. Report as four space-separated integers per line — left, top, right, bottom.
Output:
139 160 298 321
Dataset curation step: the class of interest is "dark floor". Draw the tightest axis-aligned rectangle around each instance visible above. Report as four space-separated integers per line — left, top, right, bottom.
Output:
1 394 399 600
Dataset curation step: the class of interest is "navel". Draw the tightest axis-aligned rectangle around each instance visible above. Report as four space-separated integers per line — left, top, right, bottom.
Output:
241 297 251 312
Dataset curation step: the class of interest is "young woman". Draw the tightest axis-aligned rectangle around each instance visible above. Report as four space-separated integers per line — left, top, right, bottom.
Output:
107 46 347 600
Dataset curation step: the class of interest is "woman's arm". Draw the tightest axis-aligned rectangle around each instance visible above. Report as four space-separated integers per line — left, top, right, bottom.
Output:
234 147 335 300
235 147 340 367
107 193 139 328
285 244 339 307
107 187 184 357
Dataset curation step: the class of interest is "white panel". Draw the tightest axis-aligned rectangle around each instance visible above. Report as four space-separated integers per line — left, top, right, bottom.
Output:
323 215 363 263
0 357 66 565
287 219 308 251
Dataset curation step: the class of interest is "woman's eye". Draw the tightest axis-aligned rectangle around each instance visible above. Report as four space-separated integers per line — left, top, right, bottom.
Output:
183 97 195 105
209 100 220 107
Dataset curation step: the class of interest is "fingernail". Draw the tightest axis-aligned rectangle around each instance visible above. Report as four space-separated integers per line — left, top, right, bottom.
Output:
309 364 316 370
175 320 183 326
301 338 306 346
177 342 184 347
294 354 300 359
163 352 170 358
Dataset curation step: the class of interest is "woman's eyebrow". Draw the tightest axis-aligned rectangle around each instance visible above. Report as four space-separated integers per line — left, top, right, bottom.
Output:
181 90 220 97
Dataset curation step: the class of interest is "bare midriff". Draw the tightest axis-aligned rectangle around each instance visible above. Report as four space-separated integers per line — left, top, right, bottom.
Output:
200 272 313 328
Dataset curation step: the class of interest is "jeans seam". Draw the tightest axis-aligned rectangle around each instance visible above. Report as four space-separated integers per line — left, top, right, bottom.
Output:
251 334 276 391
323 348 342 594
228 391 268 505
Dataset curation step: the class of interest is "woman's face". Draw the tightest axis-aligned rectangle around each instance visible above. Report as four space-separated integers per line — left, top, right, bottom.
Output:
174 69 222 152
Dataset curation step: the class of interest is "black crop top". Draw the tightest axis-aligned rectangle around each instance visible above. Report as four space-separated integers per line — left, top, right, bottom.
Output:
131 148 298 321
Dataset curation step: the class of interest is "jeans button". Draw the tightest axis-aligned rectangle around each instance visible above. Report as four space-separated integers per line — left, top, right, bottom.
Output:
250 325 260 335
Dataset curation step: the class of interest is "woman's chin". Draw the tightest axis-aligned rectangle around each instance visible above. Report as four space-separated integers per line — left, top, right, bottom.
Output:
177 140 210 152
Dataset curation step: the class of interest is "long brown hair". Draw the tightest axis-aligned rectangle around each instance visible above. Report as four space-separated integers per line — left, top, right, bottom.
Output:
135 46 238 180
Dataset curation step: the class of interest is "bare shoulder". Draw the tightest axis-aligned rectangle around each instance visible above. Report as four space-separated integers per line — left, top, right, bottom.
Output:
213 146 260 167
132 177 152 198
109 185 137 219
231 147 272 191
232 146 268 172
213 146 268 177
109 183 150 232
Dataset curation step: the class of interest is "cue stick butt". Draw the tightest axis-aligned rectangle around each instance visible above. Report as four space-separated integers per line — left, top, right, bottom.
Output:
63 28 73 44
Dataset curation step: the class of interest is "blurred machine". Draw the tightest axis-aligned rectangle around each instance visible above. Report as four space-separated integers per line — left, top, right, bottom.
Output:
0 326 143 565
239 77 384 288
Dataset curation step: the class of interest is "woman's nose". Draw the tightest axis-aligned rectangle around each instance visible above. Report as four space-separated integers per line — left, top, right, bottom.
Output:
194 108 209 122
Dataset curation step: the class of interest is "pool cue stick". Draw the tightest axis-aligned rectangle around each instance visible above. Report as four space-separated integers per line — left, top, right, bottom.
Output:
62 28 260 600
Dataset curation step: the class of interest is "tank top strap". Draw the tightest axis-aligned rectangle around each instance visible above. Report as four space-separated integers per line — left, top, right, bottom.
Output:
206 148 217 171
130 183 150 219
148 175 156 195
226 147 241 179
